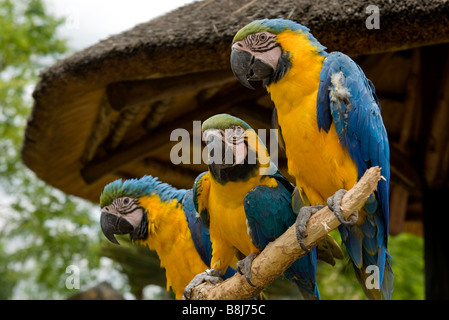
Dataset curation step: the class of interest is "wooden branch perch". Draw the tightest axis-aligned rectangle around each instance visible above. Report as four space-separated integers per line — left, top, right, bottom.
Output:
189 166 382 300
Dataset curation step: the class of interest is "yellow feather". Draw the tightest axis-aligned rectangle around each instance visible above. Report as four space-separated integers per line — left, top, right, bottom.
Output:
195 172 210 218
138 195 208 299
268 30 358 206
207 173 278 272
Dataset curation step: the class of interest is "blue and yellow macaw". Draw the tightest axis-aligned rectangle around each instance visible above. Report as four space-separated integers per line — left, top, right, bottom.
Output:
230 18 393 299
99 175 234 299
185 113 321 300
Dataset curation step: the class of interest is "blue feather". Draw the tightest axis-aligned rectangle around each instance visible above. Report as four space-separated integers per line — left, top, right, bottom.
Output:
183 190 212 266
317 52 392 298
284 248 320 300
101 175 187 207
361 216 377 238
363 194 377 215
244 172 320 299
339 224 363 268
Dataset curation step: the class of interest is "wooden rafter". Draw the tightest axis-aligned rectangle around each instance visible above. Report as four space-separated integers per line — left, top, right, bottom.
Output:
80 84 266 184
106 70 236 110
424 52 449 189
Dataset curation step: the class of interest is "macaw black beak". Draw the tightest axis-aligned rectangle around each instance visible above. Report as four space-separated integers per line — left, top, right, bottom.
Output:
100 212 134 245
230 49 254 90
204 129 229 169
230 48 275 90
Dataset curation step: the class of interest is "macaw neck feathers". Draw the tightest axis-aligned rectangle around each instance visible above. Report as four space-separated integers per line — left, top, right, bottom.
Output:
264 50 292 87
209 161 260 185
267 31 326 111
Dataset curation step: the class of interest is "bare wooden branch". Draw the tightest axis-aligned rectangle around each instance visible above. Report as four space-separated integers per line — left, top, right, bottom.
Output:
189 166 382 300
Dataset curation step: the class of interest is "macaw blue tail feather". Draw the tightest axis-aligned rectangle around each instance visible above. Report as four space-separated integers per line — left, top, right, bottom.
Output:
351 247 393 300
283 247 320 300
382 253 394 300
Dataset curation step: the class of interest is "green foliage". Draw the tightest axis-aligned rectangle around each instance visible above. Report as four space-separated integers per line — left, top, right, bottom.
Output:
316 230 424 300
388 232 425 299
0 0 112 299
0 0 66 71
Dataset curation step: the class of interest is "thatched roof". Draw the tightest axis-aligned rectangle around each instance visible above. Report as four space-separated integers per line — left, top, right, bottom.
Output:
22 0 449 235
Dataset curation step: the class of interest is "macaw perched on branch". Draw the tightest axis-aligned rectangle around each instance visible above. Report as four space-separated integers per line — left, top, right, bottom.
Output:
230 18 393 299
184 113 342 300
99 175 235 299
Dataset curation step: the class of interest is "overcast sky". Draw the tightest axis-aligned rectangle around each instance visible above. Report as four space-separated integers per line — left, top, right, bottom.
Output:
44 0 198 50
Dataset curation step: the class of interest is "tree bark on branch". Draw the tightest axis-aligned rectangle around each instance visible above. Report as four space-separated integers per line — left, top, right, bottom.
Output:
189 166 382 300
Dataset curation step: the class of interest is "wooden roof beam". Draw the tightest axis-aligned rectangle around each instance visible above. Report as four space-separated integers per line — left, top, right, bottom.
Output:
106 69 236 111
80 70 236 164
390 143 422 195
424 51 449 189
80 84 266 184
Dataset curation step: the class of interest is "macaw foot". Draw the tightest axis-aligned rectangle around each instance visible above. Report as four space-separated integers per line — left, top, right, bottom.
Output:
295 205 325 252
183 268 222 300
327 189 358 227
236 253 258 287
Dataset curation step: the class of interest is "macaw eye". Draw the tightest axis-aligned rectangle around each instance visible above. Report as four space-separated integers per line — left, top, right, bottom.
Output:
123 198 130 205
234 126 244 135
259 33 267 41
225 126 245 145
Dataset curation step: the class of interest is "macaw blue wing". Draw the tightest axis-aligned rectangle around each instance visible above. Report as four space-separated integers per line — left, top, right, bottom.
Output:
317 52 389 215
243 177 294 249
183 189 213 266
317 52 392 299
244 172 320 299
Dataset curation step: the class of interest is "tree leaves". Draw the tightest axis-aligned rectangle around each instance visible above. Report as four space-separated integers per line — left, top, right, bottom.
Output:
0 0 106 299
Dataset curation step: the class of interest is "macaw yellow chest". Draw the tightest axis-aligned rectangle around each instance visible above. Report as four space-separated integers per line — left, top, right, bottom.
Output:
138 195 208 300
208 178 260 259
265 31 357 205
269 78 358 206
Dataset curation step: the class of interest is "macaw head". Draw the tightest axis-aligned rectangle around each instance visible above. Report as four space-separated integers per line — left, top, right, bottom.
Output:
99 178 150 245
230 18 326 89
100 176 186 244
202 113 275 183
